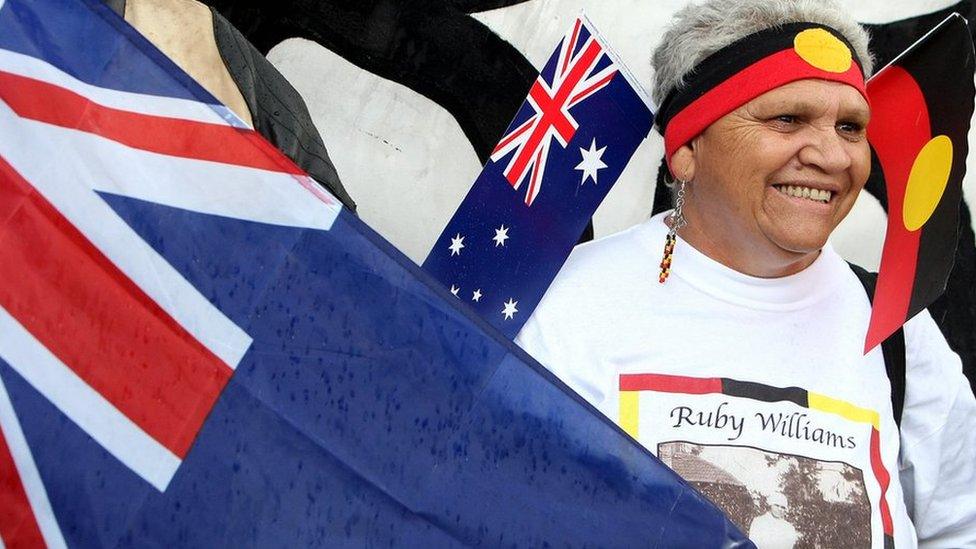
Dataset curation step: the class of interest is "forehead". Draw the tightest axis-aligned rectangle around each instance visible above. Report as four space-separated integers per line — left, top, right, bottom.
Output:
744 79 870 117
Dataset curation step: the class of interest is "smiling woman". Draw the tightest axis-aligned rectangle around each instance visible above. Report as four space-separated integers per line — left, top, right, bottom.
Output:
676 79 872 277
515 0 976 546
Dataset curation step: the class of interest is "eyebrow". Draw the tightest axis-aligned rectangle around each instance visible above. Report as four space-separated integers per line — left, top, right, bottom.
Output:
839 103 871 123
753 97 870 121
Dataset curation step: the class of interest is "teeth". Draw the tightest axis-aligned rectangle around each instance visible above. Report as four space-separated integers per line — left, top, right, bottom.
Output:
775 185 832 203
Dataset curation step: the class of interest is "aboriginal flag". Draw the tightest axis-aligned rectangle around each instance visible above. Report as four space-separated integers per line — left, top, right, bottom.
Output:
864 13 975 352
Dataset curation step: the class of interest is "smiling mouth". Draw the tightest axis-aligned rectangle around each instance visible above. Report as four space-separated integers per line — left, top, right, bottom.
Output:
773 184 833 204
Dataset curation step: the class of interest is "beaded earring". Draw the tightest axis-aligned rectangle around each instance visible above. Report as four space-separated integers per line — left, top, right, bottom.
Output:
659 178 687 284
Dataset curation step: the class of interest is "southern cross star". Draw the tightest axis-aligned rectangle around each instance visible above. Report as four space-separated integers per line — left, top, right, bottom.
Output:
493 225 510 247
574 138 608 185
502 298 518 320
448 233 465 256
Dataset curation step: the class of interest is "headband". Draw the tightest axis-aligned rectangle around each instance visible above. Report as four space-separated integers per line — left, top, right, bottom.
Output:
656 22 868 167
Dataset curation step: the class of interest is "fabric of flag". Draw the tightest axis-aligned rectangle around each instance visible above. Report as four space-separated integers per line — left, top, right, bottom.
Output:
0 0 751 546
421 16 653 339
864 13 975 352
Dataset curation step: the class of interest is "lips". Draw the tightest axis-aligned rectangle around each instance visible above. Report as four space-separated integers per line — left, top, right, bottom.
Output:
772 184 833 203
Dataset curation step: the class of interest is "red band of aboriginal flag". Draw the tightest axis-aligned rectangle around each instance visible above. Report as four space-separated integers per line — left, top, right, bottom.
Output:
864 14 975 352
656 22 867 165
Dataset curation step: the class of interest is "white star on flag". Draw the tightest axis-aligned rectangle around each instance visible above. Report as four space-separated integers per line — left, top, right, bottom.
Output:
450 284 460 297
574 138 608 185
448 234 465 256
502 298 519 320
493 225 510 247
472 289 483 302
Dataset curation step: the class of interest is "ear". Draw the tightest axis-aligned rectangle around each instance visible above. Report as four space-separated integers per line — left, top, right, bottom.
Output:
669 142 696 182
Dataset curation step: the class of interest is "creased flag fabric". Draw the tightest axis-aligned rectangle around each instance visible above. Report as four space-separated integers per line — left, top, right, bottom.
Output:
422 16 654 339
864 14 975 352
0 0 751 546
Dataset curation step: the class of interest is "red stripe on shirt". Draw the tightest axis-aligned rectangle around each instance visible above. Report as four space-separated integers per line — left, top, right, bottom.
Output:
869 428 894 535
619 373 723 394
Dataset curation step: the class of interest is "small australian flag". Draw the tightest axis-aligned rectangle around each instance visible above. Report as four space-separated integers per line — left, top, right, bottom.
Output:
422 15 654 338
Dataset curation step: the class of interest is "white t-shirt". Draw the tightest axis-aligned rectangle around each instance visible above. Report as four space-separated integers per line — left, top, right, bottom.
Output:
516 213 976 548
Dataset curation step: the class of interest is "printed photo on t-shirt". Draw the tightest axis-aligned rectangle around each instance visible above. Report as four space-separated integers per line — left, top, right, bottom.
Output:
659 441 871 547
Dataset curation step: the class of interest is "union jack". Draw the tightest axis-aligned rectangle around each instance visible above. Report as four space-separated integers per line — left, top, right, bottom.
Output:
0 0 339 544
489 18 618 206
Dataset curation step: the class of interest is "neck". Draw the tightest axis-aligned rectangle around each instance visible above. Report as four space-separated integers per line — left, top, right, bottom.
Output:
670 211 820 278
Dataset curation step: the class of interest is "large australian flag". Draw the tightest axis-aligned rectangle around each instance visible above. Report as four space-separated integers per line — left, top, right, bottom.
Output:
0 0 748 546
422 16 654 338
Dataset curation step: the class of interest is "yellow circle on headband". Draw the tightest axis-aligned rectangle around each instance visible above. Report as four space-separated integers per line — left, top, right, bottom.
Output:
793 28 853 73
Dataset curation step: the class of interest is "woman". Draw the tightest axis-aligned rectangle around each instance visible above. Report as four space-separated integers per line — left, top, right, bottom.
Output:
516 0 976 546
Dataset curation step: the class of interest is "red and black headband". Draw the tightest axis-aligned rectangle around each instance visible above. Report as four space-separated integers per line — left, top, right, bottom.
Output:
656 22 868 167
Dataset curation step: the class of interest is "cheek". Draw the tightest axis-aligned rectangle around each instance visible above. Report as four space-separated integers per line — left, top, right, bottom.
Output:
694 124 798 209
701 130 774 193
736 137 801 196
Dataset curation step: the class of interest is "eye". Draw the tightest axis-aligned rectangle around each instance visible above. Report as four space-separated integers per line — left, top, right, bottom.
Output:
837 120 866 139
766 113 804 133
765 114 800 131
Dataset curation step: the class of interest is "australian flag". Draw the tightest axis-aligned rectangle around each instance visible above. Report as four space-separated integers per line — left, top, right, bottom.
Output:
422 16 654 338
0 0 748 546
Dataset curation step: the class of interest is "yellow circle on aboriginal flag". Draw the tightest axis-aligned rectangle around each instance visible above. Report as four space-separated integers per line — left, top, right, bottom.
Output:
793 28 853 73
903 135 954 232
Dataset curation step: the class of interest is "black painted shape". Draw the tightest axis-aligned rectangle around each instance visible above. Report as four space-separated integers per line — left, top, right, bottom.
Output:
201 0 535 165
450 0 534 13
864 2 972 71
865 1 976 390
201 0 594 241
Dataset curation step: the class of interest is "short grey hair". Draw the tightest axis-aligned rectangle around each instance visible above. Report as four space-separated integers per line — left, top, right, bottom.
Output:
651 0 874 107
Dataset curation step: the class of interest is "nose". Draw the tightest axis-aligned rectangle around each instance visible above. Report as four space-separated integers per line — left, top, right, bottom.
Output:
796 126 853 174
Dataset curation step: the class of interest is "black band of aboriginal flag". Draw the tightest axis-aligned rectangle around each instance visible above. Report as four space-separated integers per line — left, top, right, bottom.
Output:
656 22 868 165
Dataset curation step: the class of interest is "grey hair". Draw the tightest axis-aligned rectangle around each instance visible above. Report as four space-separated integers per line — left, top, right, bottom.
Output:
651 0 874 107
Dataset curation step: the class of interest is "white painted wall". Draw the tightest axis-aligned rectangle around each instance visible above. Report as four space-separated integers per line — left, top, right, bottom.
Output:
268 0 974 269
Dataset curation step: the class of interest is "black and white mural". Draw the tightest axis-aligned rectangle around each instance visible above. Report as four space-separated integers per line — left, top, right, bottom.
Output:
205 0 976 386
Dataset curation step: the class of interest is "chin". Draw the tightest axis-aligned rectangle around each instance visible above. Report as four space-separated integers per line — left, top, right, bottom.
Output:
768 229 831 261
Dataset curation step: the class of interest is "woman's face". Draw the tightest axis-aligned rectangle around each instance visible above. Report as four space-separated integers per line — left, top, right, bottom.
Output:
674 79 872 277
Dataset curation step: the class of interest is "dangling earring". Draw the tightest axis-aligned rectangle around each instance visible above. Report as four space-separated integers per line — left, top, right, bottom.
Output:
659 179 687 284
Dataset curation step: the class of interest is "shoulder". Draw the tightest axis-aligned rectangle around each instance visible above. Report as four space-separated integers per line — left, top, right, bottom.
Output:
125 0 214 57
903 308 955 356
125 0 254 126
515 218 662 381
901 309 973 440
520 217 662 335
903 309 963 392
